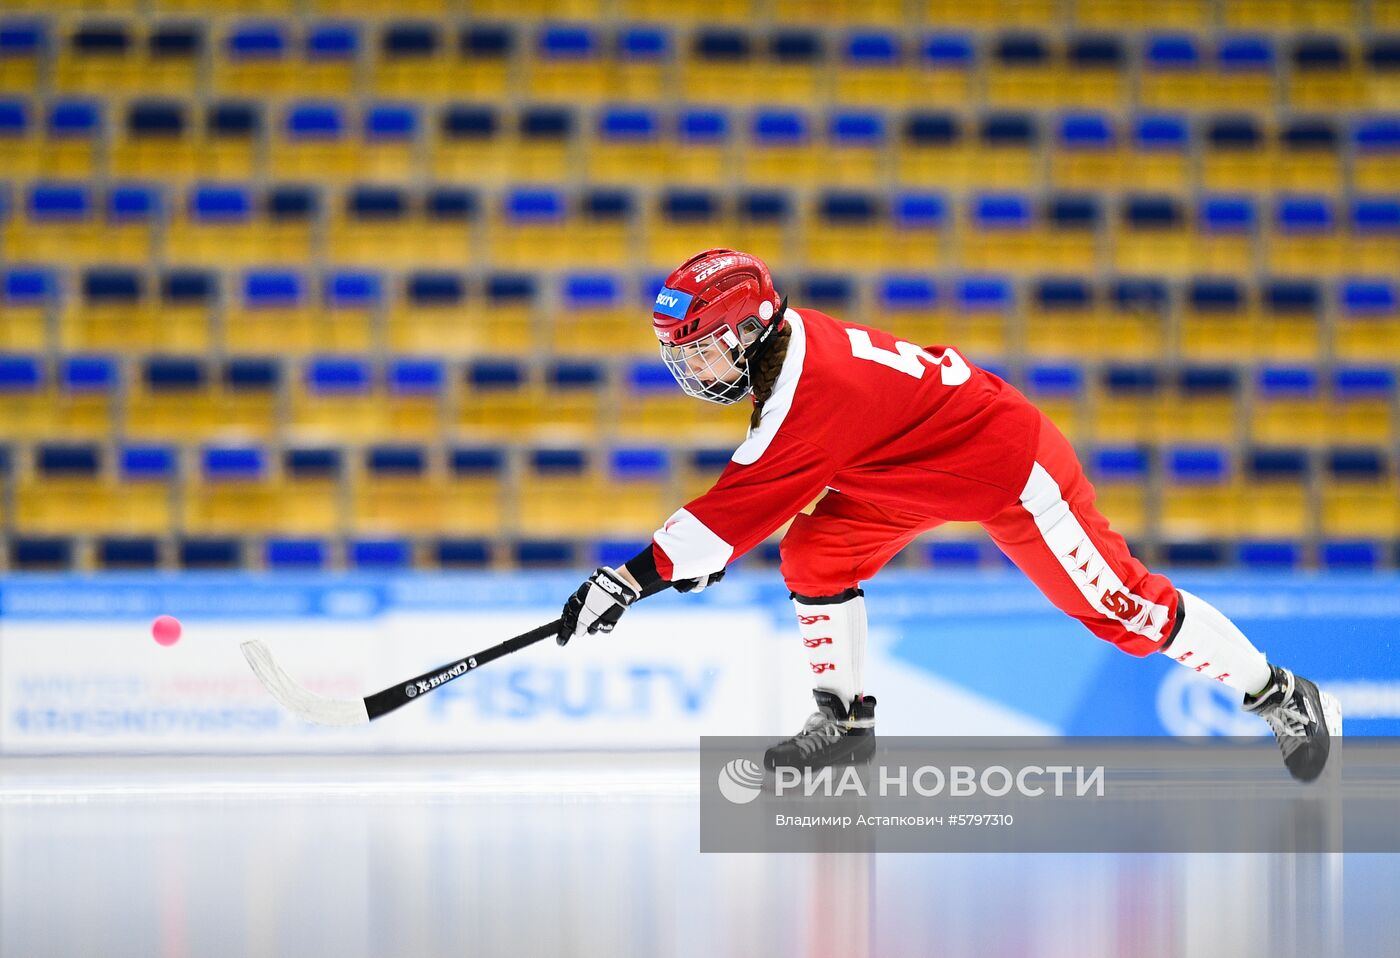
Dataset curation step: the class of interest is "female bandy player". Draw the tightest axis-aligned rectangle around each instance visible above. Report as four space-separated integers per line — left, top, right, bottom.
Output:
557 248 1342 782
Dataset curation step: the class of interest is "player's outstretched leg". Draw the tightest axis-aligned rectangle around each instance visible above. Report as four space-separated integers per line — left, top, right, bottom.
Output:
1243 665 1343 783
764 690 877 771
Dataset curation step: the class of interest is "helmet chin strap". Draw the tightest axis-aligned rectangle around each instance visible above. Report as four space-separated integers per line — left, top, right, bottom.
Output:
739 296 788 368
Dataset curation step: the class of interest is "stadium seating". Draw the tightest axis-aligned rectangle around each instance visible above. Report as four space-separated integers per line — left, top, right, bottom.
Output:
3 6 1400 570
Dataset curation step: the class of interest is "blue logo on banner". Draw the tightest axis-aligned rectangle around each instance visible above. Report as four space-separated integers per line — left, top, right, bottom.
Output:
654 287 693 319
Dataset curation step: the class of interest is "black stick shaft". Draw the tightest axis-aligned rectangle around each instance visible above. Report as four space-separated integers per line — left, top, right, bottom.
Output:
360 579 672 722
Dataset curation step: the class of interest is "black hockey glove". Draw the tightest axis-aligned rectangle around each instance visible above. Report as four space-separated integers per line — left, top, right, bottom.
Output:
558 567 641 646
673 568 726 594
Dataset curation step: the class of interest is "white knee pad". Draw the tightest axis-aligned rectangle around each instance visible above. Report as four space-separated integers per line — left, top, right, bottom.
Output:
1162 589 1272 695
792 588 867 708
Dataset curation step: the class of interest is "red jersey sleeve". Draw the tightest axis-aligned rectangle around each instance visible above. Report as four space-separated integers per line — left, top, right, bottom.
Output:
651 432 835 580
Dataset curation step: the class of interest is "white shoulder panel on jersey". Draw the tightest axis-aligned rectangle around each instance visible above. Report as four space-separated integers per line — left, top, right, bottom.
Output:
732 309 807 466
653 507 734 580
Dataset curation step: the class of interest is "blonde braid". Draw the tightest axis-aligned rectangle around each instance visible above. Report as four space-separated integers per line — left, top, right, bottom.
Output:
747 323 792 431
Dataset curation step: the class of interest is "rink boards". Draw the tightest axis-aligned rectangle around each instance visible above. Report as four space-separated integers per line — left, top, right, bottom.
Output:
0 570 1396 753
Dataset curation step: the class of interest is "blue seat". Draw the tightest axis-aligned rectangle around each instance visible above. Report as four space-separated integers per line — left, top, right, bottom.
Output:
192 184 252 222
829 110 885 147
678 108 729 145
619 27 670 62
770 29 823 65
979 111 1037 148
350 538 412 569
450 446 506 476
547 360 605 390
43 100 98 140
923 539 984 568
1104 364 1162 396
0 97 25 137
845 30 900 66
1340 278 1397 315
1275 195 1335 233
347 184 404 220
1282 117 1338 152
11 537 74 570
1188 277 1245 313
0 20 45 57
98 537 160 569
38 442 100 476
1333 366 1396 399
367 444 426 477
380 21 438 57
265 538 328 570
1322 541 1380 571
224 357 279 391
1026 363 1084 397
1199 194 1256 233
893 192 947 231
513 540 575 568
109 184 160 224
1168 446 1229 484
1237 541 1301 570
994 32 1048 67
83 267 142 304
1353 117 1400 153
227 21 287 60
505 187 564 223
244 269 304 307
5 267 56 305
388 358 444 396
626 360 675 395
1351 196 1400 235
28 182 91 222
1216 35 1274 72
467 358 525 391
599 107 659 142
1034 277 1092 311
202 445 267 481
1327 447 1386 480
306 22 359 61
306 356 371 394
60 355 117 394
610 446 670 481
1134 113 1188 152
1069 34 1123 69
325 269 381 309
121 444 176 481
819 190 878 225
1146 33 1201 71
406 271 465 307
537 25 598 60
693 28 750 62
955 275 1014 312
1123 193 1183 229
563 272 621 309
1048 194 1101 229
879 275 939 311
435 538 491 568
972 192 1032 230
1265 279 1320 315
144 356 206 391
285 446 342 477
1248 446 1310 480
741 189 792 223
530 447 588 474
1058 112 1115 149
802 275 854 311
486 273 536 307
364 103 417 142
460 24 514 59
1179 365 1239 396
920 33 974 68
1256 365 1319 399
752 109 809 146
903 111 961 147
285 101 344 140
1091 446 1150 482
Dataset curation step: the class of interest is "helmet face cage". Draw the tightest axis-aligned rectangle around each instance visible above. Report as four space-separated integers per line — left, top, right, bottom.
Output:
660 326 753 405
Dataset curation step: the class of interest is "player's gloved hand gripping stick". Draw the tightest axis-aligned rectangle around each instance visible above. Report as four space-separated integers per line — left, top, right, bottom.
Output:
241 575 676 726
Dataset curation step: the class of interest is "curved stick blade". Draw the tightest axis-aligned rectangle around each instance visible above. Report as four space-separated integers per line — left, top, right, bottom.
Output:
240 640 370 727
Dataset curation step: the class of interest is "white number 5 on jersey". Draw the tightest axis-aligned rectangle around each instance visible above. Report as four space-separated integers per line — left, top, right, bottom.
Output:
846 329 972 386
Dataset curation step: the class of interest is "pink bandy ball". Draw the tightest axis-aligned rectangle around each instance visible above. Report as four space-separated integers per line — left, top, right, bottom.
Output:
151 615 182 646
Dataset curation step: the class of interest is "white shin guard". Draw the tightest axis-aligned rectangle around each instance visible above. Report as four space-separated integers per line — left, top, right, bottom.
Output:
792 589 867 709
1162 589 1273 695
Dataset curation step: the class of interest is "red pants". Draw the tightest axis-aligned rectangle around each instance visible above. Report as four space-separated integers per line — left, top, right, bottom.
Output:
779 415 1179 656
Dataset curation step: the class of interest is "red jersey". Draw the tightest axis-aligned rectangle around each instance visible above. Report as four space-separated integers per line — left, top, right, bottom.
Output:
650 308 1044 580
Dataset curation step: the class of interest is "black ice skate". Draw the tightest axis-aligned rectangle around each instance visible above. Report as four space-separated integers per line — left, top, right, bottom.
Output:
1242 665 1342 782
763 690 876 771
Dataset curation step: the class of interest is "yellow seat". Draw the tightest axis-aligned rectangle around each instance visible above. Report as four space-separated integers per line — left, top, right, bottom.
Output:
680 34 761 104
1237 478 1312 539
267 102 357 182
380 358 446 442
15 446 173 537
802 193 889 272
431 105 512 187
985 37 1061 110
823 112 888 188
616 360 750 444
619 0 752 21
388 272 532 358
1225 0 1353 29
511 107 576 182
876 277 957 347
1179 279 1251 363
0 356 55 440
196 103 262 181
741 111 823 187
1334 280 1400 364
226 271 372 355
912 38 976 110
1128 115 1191 192
61 268 159 352
1346 199 1400 274
640 190 735 272
517 449 671 539
1160 448 1241 540
0 100 43 181
1163 368 1243 445
1320 452 1399 539
1112 196 1192 277
525 26 609 104
534 360 607 441
731 195 793 273
1251 368 1329 446
1327 369 1397 445
1287 38 1365 110
1024 281 1119 361
125 357 279 444
1201 116 1276 192
967 118 1041 190
165 185 313 269
53 21 141 97
548 275 646 358
1092 367 1166 445
182 447 285 537
1210 38 1278 112
1049 116 1129 191
894 113 974 189
1085 447 1154 541
607 28 671 101
664 109 733 184
1075 0 1207 28
945 278 1012 365
327 187 473 270
1275 121 1343 192
211 23 300 99
0 23 43 94
926 0 1055 27
1023 365 1089 443
369 23 455 100
350 447 496 538
1138 37 1211 113
4 183 105 264
1265 198 1347 276
454 358 544 441
587 108 669 186
834 33 913 107
0 269 55 351
287 356 384 444
449 26 514 100
1192 196 1257 276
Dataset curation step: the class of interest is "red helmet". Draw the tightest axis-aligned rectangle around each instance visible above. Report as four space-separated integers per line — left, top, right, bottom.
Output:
651 249 785 404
